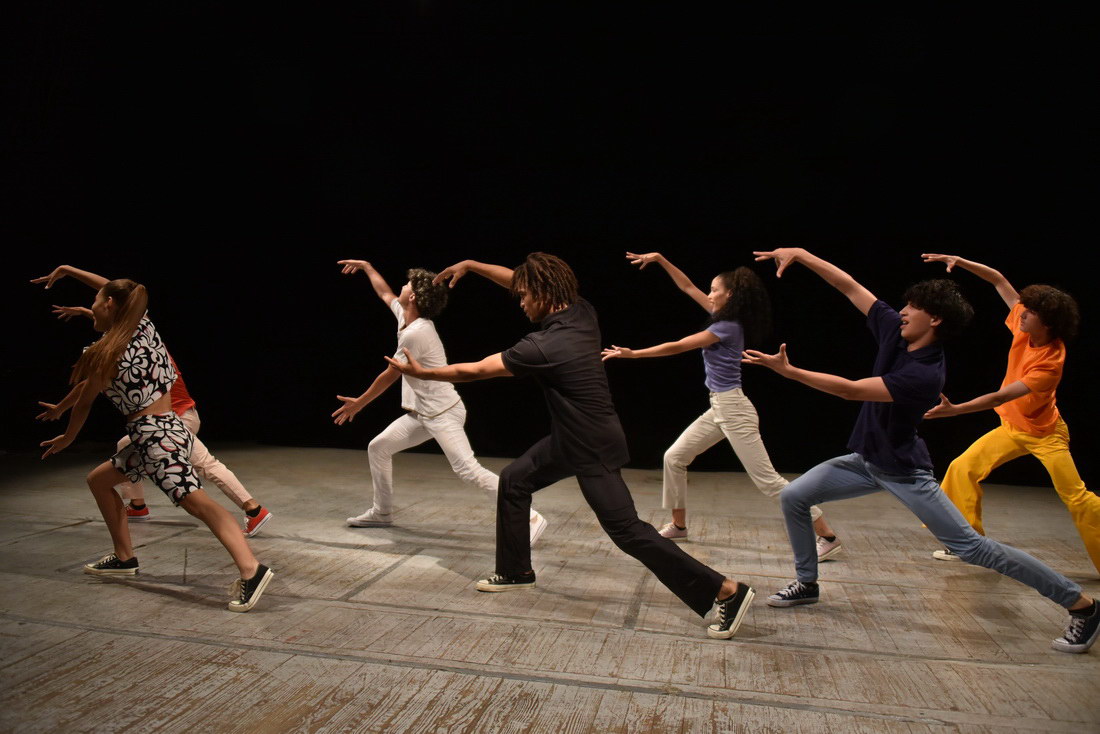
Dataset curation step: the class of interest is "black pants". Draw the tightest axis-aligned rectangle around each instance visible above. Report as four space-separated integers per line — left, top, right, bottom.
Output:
496 436 725 617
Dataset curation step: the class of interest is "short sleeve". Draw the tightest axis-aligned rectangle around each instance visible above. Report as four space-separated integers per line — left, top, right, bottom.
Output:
501 336 547 377
865 300 901 346
1017 360 1062 394
390 298 405 328
881 362 941 406
1005 302 1024 333
705 320 739 345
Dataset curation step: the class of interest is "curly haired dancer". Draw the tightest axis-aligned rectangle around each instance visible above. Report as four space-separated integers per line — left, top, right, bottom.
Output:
745 247 1097 653
386 253 756 640
33 275 273 612
34 265 273 537
602 252 839 558
334 260 546 545
921 254 1100 576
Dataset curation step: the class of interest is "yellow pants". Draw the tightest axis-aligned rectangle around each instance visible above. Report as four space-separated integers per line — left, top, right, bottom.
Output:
942 418 1100 574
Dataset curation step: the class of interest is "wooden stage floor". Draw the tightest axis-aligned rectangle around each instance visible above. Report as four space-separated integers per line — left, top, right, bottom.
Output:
1 445 1098 733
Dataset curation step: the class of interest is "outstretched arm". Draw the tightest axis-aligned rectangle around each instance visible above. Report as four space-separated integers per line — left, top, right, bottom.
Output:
754 248 877 316
338 260 397 305
625 252 710 312
30 265 109 291
924 381 1030 419
433 260 514 289
743 344 893 402
40 377 104 458
36 381 85 422
332 365 402 425
51 305 94 322
922 254 1019 309
602 330 718 361
385 349 512 382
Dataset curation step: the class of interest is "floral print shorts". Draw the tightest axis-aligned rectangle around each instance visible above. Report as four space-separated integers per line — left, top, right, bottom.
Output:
112 412 201 505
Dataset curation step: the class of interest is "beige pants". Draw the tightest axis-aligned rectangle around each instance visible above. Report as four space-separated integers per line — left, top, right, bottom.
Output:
663 388 822 520
115 407 254 509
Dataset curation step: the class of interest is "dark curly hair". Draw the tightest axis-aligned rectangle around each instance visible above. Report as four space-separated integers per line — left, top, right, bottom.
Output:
708 267 773 348
511 252 579 309
1019 284 1079 341
408 268 449 320
903 279 974 340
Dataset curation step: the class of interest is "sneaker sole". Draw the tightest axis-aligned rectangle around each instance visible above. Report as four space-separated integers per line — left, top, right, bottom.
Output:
661 535 689 542
126 515 151 521
244 512 273 538
766 595 819 608
817 545 842 562
83 566 138 576
530 515 547 546
228 568 274 613
707 587 756 639
476 580 536 592
1051 622 1100 653
932 551 963 562
346 519 393 527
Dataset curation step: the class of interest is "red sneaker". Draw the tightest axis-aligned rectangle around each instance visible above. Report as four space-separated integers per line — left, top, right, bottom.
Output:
243 507 272 537
126 503 151 521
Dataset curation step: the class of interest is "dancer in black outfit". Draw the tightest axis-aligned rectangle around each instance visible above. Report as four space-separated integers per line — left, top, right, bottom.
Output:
386 253 754 639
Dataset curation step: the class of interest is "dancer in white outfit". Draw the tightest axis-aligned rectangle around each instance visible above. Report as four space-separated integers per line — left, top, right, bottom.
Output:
333 260 547 544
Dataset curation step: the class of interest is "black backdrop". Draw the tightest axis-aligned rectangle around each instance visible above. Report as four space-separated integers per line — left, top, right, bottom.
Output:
4 6 1097 489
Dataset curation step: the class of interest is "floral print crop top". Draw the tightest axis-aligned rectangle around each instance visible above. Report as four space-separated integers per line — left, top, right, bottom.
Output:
102 316 177 415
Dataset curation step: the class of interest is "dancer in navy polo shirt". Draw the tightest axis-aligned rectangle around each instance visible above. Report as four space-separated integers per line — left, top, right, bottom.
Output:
386 252 755 640
744 247 1098 654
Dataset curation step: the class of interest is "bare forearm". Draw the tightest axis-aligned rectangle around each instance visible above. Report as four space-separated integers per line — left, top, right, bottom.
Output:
356 367 401 406
64 267 109 290
655 257 695 292
55 383 84 412
952 258 1018 306
363 265 396 302
416 364 486 383
466 261 515 289
779 366 890 402
632 341 693 359
61 386 96 440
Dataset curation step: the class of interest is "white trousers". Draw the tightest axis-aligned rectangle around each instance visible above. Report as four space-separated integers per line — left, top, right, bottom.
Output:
662 388 822 521
115 407 255 509
368 401 499 515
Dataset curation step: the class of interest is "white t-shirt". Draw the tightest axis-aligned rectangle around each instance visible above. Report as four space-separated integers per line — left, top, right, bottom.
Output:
391 299 461 418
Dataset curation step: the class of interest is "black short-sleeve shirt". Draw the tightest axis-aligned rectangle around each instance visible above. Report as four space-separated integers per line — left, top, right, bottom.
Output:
501 298 630 473
846 300 945 473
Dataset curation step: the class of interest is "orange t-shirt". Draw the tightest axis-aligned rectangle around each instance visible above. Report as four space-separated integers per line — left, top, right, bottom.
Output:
168 354 197 416
994 303 1064 435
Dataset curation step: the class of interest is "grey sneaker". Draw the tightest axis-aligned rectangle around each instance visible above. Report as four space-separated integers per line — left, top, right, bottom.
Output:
346 509 393 527
658 522 688 541
83 553 139 576
816 535 842 561
767 580 820 607
932 548 963 562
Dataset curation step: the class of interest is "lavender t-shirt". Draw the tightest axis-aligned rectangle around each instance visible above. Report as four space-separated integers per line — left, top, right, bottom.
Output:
702 320 744 392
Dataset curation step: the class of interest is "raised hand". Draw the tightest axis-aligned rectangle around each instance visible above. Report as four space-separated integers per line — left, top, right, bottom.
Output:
383 347 426 377
625 252 663 270
40 434 72 459
30 266 70 290
742 344 792 373
52 305 92 321
753 248 803 278
331 396 364 426
921 254 960 272
433 261 470 288
36 401 65 421
923 394 958 419
601 345 635 361
338 259 372 275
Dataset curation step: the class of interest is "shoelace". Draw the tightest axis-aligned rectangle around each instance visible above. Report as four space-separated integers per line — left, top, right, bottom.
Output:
1063 615 1086 642
777 582 809 599
229 578 244 601
97 554 119 566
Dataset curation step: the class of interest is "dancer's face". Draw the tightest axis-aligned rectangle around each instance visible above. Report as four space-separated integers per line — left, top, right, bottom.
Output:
708 277 732 314
898 303 940 344
1018 308 1049 339
516 289 549 322
397 281 413 309
90 289 113 332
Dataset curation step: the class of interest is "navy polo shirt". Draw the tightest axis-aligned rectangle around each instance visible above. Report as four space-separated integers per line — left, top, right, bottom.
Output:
847 300 945 473
501 298 630 474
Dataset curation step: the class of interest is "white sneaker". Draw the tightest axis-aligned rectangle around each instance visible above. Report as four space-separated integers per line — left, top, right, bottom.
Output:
346 509 393 527
658 522 688 541
816 535 842 561
529 510 547 546
932 548 963 562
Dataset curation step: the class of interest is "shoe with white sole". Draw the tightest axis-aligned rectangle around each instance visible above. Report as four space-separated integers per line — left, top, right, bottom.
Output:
529 510 547 546
476 571 535 592
228 564 274 612
346 509 393 527
1051 602 1100 653
816 535 842 561
707 583 756 639
658 522 688 541
767 580 819 607
932 548 963 562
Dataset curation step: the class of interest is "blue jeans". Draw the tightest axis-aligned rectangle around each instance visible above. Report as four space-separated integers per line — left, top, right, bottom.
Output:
781 453 1082 608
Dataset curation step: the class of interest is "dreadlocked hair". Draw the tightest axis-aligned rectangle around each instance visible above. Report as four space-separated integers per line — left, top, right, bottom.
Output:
510 252 578 310
708 267 773 348
71 279 148 385
1019 284 1079 341
407 268 449 320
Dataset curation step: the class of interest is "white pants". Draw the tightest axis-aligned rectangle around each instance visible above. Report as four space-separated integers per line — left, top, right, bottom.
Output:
116 407 255 509
368 401 499 515
663 388 822 521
